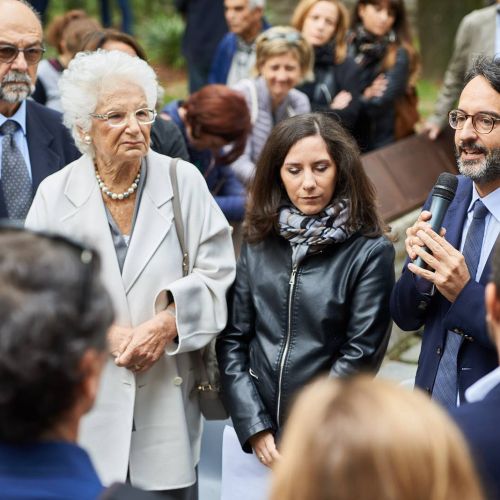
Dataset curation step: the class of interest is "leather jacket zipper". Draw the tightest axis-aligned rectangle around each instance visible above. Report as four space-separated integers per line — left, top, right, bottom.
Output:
276 264 298 426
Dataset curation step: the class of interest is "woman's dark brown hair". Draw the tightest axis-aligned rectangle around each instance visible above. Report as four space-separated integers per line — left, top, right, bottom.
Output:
182 85 251 165
351 0 419 85
79 28 148 61
244 112 387 243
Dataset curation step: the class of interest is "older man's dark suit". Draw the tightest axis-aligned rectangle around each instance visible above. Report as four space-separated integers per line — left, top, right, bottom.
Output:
391 176 498 402
0 100 80 218
451 382 500 499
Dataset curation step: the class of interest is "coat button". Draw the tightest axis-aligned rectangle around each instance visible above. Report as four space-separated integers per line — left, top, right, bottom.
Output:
173 376 183 386
426 387 431 394
436 347 442 355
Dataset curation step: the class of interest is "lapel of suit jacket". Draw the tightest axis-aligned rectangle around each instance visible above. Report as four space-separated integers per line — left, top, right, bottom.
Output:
62 155 131 324
25 101 63 193
121 151 174 295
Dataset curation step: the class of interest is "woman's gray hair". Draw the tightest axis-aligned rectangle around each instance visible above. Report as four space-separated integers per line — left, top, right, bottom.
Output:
59 50 158 156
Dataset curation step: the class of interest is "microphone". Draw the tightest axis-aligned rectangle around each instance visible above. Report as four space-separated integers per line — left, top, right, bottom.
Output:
414 172 459 269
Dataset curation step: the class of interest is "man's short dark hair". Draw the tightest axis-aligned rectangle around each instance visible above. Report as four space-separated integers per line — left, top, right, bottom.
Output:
465 56 500 93
0 229 114 442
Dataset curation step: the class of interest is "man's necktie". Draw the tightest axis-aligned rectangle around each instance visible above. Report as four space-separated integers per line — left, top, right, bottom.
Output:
432 199 489 409
1 120 32 220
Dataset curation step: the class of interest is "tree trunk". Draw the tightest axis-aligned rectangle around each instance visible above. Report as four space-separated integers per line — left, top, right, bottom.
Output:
418 0 487 80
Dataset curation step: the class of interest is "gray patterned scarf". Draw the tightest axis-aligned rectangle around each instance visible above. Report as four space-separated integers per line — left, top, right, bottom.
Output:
278 200 356 264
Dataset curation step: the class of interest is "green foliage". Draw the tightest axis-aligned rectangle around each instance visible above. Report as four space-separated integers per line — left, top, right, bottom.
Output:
416 79 440 119
136 12 185 68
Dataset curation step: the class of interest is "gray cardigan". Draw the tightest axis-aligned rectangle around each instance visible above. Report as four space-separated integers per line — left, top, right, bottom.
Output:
231 76 310 185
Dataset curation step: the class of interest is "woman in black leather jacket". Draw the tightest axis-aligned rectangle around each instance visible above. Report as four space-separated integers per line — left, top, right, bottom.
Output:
292 0 361 132
348 0 419 151
216 113 395 467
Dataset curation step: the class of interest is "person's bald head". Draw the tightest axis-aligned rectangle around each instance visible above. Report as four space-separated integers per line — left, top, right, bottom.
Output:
0 0 43 115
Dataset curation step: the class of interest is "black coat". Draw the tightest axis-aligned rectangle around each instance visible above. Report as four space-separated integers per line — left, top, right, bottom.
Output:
216 232 395 451
348 42 410 152
297 45 361 132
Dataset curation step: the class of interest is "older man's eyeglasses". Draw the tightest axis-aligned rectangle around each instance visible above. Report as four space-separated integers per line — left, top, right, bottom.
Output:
90 108 157 128
448 110 500 135
0 45 45 65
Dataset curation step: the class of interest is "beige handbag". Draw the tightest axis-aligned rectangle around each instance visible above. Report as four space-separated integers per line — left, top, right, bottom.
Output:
169 158 229 420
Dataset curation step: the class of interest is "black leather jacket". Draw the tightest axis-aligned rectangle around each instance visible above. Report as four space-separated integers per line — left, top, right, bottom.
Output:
216 232 395 451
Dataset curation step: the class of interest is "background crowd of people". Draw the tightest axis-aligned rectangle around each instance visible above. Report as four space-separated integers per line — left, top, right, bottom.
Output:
0 0 500 499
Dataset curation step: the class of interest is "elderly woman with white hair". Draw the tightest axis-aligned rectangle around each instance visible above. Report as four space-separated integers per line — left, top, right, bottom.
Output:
25 50 236 499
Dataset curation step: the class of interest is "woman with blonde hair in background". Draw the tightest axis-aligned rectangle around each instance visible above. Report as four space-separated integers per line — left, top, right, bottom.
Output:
230 26 312 185
291 0 361 132
271 376 484 500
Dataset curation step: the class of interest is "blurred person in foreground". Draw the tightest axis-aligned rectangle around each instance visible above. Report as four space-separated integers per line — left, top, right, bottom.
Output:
347 0 419 151
271 376 484 500
230 26 312 185
32 10 101 111
452 239 500 500
80 29 188 161
0 228 114 499
162 84 251 223
25 50 236 498
217 113 394 467
291 0 361 132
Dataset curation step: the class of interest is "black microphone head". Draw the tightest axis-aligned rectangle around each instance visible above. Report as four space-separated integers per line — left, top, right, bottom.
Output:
433 173 458 202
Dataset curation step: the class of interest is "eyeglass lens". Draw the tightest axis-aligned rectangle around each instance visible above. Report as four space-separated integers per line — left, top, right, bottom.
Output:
106 109 156 126
0 45 44 65
449 111 496 134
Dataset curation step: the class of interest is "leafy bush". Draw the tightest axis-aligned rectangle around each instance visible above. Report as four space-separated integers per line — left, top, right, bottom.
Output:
137 12 185 68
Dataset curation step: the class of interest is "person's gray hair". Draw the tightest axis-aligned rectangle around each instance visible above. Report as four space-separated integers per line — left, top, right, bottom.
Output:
464 56 500 93
248 0 265 10
59 50 158 156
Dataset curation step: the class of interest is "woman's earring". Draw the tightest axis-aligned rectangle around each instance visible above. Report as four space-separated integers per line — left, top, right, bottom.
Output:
83 134 92 145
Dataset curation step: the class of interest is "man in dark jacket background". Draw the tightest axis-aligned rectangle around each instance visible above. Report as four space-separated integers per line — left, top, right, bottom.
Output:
208 0 269 86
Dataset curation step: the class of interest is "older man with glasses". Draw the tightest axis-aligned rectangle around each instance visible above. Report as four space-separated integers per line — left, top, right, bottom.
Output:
391 56 500 411
0 0 79 222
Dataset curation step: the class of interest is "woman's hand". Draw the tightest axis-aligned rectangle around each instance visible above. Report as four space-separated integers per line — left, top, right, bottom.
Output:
363 74 388 99
249 430 281 468
115 309 178 373
330 90 352 110
108 324 133 358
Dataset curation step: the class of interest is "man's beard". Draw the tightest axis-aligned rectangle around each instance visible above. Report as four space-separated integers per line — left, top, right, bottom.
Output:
455 142 500 185
0 71 35 104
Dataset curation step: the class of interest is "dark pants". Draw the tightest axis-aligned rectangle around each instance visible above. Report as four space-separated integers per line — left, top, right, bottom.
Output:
100 0 133 34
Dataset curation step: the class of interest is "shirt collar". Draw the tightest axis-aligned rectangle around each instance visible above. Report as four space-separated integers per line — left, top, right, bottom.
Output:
465 366 500 402
468 183 500 224
0 100 27 136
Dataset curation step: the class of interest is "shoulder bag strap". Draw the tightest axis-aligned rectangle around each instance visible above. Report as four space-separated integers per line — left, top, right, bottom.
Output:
170 159 208 382
169 158 189 277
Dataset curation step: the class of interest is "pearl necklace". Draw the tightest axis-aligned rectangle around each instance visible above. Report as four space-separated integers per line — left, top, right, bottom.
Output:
95 169 141 201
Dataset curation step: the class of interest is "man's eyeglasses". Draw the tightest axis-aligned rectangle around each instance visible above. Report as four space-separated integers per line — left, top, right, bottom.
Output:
448 109 500 135
90 108 157 128
0 45 45 65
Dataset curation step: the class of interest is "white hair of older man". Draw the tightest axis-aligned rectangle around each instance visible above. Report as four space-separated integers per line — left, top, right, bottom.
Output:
248 0 265 10
59 49 158 157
